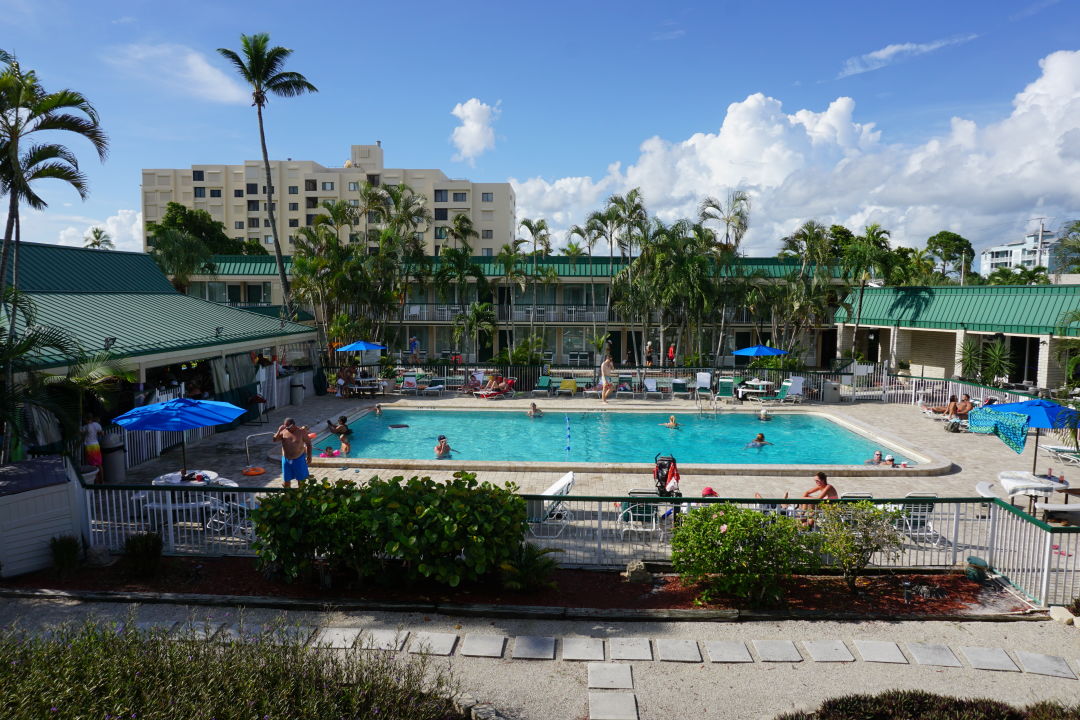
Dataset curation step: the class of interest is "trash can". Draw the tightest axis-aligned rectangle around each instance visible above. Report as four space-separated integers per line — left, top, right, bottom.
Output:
100 433 126 484
290 381 305 405
821 381 841 403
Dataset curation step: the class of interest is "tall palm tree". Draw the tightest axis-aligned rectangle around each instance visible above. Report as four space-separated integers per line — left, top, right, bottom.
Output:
83 226 113 250
519 217 551 343
447 212 479 253
841 223 891 357
312 199 357 240
567 221 600 337
698 190 751 253
147 227 216 293
585 206 620 335
453 301 497 362
218 33 317 320
436 246 486 308
495 240 526 354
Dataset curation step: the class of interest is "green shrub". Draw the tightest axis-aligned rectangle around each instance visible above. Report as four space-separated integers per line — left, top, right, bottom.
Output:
671 502 818 606
814 500 904 593
500 542 562 591
252 472 527 588
773 689 1080 719
123 532 163 578
49 536 80 575
0 615 458 720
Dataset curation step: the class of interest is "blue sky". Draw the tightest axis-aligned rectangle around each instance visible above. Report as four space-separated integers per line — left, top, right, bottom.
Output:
4 0 1080 256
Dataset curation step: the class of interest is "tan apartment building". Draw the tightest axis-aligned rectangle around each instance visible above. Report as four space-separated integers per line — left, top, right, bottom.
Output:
141 143 516 259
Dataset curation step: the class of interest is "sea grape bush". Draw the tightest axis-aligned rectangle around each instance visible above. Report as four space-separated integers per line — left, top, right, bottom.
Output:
252 471 527 587
814 500 904 593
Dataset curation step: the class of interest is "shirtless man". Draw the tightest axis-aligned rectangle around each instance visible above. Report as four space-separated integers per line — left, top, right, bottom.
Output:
434 434 452 459
954 393 974 420
659 415 680 428
802 471 838 499
599 354 615 403
273 417 312 488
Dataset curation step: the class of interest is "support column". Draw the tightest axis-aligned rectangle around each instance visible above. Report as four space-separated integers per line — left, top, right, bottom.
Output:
952 329 967 380
893 327 912 368
1037 335 1063 390
836 324 854 360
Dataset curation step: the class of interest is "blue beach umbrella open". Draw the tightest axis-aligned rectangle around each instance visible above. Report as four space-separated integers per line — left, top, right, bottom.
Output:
337 340 386 352
984 398 1080 473
113 397 246 474
732 345 789 357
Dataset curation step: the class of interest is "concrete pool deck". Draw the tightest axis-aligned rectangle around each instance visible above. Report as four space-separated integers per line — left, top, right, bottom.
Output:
122 392 1074 503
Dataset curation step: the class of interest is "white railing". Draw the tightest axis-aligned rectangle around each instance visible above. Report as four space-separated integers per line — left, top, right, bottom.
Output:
883 375 1040 407
80 485 1080 606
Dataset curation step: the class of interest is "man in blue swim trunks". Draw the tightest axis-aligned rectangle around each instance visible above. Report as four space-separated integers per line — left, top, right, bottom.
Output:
273 417 312 488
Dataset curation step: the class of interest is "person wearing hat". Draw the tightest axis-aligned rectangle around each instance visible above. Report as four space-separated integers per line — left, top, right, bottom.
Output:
434 434 452 459
701 486 718 498
882 454 896 467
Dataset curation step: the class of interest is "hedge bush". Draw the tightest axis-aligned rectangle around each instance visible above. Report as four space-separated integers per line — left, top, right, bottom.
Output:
252 471 528 587
671 502 818 605
814 500 904 593
775 689 1080 719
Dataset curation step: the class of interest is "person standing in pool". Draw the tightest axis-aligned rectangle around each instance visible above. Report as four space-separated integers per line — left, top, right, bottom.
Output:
434 434 452 459
746 433 772 448
659 415 680 428
599 354 615 403
528 403 543 417
273 417 312 488
326 415 351 436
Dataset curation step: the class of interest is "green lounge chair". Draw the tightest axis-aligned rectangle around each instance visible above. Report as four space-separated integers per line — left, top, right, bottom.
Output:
531 376 554 397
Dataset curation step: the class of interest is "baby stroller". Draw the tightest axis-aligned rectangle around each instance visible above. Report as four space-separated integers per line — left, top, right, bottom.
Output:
654 453 681 497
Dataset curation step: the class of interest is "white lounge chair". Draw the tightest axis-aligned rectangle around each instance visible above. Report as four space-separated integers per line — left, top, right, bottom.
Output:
975 481 998 498
398 374 419 395
527 472 575 538
781 376 805 403
693 371 712 399
643 378 662 400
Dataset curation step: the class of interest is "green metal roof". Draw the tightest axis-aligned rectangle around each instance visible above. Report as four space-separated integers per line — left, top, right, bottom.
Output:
207 253 840 279
7 293 314 369
7 242 175 293
835 285 1080 337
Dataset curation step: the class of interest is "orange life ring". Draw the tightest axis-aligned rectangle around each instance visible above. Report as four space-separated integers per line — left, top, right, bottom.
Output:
242 467 266 476
308 432 318 439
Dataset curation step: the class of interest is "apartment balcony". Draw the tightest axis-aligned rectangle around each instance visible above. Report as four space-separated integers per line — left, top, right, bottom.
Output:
398 303 757 325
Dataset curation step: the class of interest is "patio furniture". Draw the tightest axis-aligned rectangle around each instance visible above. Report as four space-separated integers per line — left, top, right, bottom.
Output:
839 492 874 499
583 379 602 400
556 378 578 397
398 374 420 395
615 500 665 543
975 481 998 498
615 375 636 400
897 493 947 547
531 376 554 397
526 472 575 538
693 372 712 399
1034 502 1080 523
643 378 663 400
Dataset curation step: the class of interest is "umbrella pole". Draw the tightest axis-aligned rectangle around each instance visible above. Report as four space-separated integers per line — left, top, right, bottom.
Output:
1032 429 1040 475
181 436 188 476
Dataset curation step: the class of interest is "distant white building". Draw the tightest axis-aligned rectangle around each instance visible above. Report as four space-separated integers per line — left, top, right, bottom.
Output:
979 223 1059 276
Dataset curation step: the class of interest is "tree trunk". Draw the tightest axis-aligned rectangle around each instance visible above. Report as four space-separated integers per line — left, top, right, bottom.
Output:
257 104 292 320
589 246 597 339
0 190 19 305
851 280 865 358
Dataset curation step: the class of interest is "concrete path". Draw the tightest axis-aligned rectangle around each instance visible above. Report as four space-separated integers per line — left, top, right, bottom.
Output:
4 599 1080 719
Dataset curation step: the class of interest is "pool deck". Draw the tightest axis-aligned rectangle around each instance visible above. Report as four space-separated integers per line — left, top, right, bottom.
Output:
122 392 1074 503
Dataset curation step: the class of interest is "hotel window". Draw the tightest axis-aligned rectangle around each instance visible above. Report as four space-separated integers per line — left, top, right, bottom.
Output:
367 210 380 223
209 188 222 198
261 185 274 194
306 214 315 226
482 247 493 257
288 185 299 195
348 199 359 207
263 219 271 227
434 189 448 202
246 183 258 195
193 187 206 198
349 233 360 243
482 229 493 239
265 235 273 244
263 202 275 211
482 192 493 202
192 170 204 182
234 221 245 229
288 202 299 211
247 200 259 211
304 179 317 191
452 192 467 202
366 174 380 186
434 208 448 221
434 227 448 239
322 181 335 191
347 181 359 191
247 218 259 228
206 282 227 303
233 189 244 198
288 219 298 227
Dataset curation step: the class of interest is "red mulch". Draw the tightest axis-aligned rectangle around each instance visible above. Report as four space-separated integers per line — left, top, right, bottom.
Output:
0 557 1024 616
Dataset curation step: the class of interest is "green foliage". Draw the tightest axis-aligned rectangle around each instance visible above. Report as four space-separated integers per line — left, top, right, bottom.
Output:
814 501 904 593
241 239 268 255
147 201 243 254
251 472 527 588
926 230 975 277
378 355 398 379
671 503 818 606
123 532 163 578
493 334 543 364
959 337 983 380
981 339 1014 385
49 535 80 575
748 353 805 371
773 689 1080 719
500 542 562 591
0 615 456 720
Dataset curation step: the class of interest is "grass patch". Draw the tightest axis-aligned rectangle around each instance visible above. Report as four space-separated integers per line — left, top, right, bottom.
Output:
0 614 461 720
776 689 1080 719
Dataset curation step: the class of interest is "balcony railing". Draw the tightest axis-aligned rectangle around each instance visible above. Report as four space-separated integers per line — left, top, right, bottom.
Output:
399 303 755 324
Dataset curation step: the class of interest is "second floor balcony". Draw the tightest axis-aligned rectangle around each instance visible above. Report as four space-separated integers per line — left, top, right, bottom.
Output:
399 303 756 324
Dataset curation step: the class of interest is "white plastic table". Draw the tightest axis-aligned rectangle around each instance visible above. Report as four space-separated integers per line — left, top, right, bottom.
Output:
153 470 222 486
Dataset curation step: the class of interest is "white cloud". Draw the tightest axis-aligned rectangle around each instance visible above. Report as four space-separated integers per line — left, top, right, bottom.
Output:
450 98 500 165
104 43 248 104
511 50 1080 257
653 28 685 41
838 34 978 78
51 209 144 252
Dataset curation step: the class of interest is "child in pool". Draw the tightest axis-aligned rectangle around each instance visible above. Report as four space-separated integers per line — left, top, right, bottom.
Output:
746 433 773 449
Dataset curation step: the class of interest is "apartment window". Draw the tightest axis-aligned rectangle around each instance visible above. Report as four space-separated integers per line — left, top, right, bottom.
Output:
263 218 271 227
288 202 299 211
192 170 205 182
482 192 493 202
261 185 274 194
305 214 315 226
233 189 244 198
348 199 359 207
306 197 318 209
367 230 380 243
288 185 299 195
366 174 380 186
209 188 222 198
322 181 334 191
367 211 380 223
452 192 467 202
482 229 493 239
349 233 360 243
434 208 448 221
434 189 448 202
265 235 273 244
288 218 298 227
206 282 227 303
482 248 493 257
247 200 259 211
246 183 258 195
193 187 206 198
433 245 440 256
434 227 448 240
247 218 259 228
234 221 245 229
304 179 317 191
287 235 295 244
263 202 275 211
347 181 359 191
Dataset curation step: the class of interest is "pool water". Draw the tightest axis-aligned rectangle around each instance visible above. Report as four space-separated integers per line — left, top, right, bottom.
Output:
316 410 909 466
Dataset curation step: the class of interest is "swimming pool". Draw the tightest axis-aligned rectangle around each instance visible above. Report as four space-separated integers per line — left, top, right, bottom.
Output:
316 410 910 466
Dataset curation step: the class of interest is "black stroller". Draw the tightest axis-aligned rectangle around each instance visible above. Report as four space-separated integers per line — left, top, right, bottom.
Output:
654 453 681 497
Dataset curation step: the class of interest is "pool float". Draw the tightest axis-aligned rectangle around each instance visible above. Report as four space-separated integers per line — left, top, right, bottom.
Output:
308 432 318 439
242 466 266 476
319 449 341 458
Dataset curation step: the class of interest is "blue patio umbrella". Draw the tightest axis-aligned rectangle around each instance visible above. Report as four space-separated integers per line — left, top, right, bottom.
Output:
337 340 386 352
984 398 1080 473
114 397 246 474
732 345 789 357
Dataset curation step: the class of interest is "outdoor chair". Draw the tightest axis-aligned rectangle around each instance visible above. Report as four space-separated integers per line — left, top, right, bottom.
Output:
671 379 691 400
780 376 805 403
643 378 663 400
615 500 666 543
897 492 947 547
531 376 554 397
204 495 255 540
712 378 736 405
656 378 674 399
1034 502 1080 524
583 378 602 399
398 374 420 395
839 492 874 499
753 379 791 403
693 372 712 399
1044 444 1080 466
526 472 575 538
615 375 635 400
556 378 578 397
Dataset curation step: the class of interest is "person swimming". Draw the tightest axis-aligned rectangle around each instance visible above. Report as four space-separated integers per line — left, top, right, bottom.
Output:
527 403 543 417
373 404 383 417
746 433 773 449
434 434 452 459
759 408 772 421
659 415 680 428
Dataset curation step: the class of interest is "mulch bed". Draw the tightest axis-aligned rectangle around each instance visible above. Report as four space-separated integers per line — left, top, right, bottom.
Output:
0 557 1027 616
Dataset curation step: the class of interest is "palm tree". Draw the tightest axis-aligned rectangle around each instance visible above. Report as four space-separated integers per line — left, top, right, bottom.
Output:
495 241 526 354
312 199 357 240
147 227 216 293
585 206 620 335
436 246 486 308
699 190 751 253
218 33 317 320
567 221 600 337
841 223 891 357
519 217 551 343
453 301 497 362
83 226 113 250
447 212 479 253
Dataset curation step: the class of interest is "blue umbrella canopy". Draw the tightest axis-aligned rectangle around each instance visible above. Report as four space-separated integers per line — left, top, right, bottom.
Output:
337 340 386 352
113 398 246 474
732 345 789 357
984 398 1080 473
